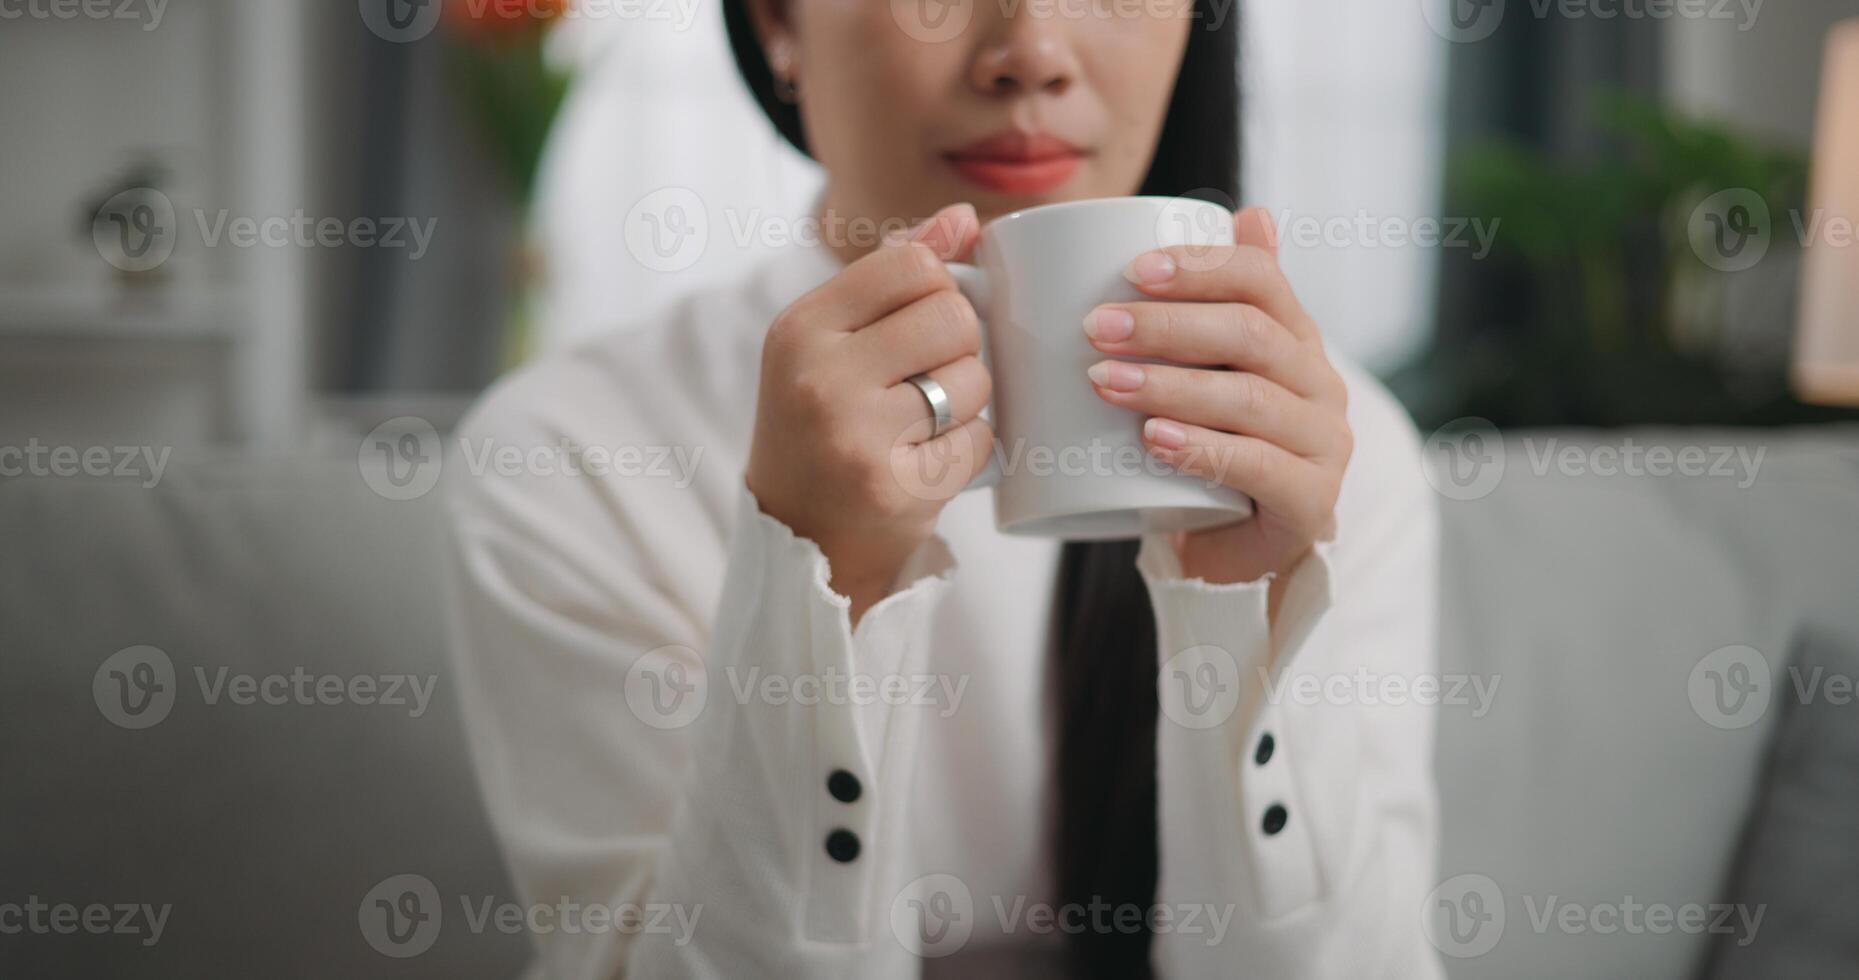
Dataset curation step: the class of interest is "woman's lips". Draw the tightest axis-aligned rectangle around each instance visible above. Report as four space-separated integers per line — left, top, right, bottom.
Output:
943 132 1085 195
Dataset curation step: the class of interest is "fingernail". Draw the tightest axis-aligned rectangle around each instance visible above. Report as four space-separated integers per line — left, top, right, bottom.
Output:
1083 307 1135 343
1145 418 1188 449
1124 251 1176 286
906 214 940 242
908 203 974 242
1088 361 1145 392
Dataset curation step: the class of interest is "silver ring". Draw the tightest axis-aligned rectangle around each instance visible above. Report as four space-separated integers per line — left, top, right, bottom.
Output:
906 373 954 438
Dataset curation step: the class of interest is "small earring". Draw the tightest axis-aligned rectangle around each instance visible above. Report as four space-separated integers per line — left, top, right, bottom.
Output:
768 41 799 103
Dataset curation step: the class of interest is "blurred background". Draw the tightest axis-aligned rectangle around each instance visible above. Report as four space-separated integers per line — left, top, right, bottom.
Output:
3 0 1855 445
3 1 1858 978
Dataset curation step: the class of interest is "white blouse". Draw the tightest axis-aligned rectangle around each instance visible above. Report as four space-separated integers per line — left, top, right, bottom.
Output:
443 240 1443 979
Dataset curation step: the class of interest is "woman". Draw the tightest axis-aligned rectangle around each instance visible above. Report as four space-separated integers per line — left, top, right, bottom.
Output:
444 0 1441 975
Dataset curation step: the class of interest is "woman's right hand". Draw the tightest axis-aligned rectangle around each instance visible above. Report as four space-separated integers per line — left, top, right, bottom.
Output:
746 203 995 623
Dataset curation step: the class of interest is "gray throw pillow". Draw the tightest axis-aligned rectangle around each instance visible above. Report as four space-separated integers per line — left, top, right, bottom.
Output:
1701 632 1859 979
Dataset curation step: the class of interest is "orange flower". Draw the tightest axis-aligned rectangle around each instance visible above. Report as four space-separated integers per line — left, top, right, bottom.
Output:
444 0 567 41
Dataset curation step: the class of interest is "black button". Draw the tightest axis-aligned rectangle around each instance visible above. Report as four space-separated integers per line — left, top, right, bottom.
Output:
825 829 861 863
827 770 862 804
1254 732 1275 766
1262 804 1289 836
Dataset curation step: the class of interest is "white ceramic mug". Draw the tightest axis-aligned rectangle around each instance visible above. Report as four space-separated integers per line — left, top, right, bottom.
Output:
938 196 1255 540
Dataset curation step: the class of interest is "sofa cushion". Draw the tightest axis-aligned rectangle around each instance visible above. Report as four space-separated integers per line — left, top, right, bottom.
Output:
1700 631 1859 979
1430 428 1859 979
0 455 530 979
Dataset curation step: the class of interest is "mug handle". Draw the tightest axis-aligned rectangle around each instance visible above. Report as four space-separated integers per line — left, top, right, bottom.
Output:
946 263 1001 491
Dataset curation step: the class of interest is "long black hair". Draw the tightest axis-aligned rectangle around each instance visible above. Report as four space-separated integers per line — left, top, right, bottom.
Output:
722 8 1241 976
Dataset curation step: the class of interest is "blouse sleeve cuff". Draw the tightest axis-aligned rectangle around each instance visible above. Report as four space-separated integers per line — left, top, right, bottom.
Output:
731 485 958 944
735 483 958 745
1135 535 1338 673
1137 534 1347 921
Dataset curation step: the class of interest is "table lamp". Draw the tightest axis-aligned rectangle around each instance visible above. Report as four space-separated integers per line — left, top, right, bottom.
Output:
1793 19 1859 407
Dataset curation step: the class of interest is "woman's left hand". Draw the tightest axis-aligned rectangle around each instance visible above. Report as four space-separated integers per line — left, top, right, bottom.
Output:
1085 207 1352 589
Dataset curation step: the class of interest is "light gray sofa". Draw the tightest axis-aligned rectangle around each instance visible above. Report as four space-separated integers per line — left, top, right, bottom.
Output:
3 427 1856 979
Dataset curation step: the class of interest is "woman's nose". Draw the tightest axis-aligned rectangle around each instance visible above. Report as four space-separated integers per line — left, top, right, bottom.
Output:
967 15 1079 97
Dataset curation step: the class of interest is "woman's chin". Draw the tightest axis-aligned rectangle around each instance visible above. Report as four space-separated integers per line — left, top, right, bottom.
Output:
952 184 1117 222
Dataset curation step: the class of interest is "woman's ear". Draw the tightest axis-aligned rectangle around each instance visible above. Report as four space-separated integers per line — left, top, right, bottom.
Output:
742 0 797 77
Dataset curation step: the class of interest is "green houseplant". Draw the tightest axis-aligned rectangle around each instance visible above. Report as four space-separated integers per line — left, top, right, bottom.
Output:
1403 91 1850 428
